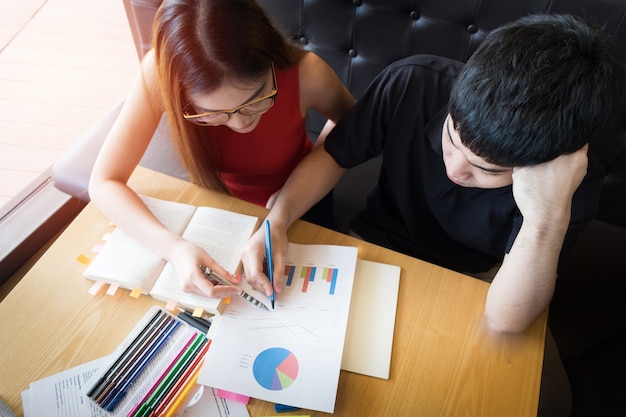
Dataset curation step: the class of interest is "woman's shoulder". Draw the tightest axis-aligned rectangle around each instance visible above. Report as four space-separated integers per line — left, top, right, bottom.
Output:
297 51 327 77
140 50 158 85
137 49 165 111
294 52 354 120
296 52 339 91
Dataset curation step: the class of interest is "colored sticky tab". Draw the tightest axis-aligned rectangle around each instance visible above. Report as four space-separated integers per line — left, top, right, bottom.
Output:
130 288 142 299
223 296 232 305
76 254 91 266
216 389 249 404
91 244 103 253
192 307 204 317
106 283 120 296
165 300 178 311
88 280 105 295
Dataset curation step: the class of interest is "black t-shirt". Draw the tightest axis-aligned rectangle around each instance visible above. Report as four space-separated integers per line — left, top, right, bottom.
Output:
325 55 603 273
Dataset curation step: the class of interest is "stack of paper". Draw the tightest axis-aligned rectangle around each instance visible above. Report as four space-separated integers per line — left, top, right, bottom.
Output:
199 243 360 413
21 356 249 417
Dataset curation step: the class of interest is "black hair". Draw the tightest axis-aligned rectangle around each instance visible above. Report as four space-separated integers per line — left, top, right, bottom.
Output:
449 13 624 166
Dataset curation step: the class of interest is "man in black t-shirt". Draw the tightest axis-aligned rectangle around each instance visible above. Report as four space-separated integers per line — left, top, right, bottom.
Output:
243 14 623 333
324 54 606 275
243 15 622 332
242 14 624 416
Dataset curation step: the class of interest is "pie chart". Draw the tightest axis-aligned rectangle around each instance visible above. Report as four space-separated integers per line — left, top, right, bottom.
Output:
253 347 299 391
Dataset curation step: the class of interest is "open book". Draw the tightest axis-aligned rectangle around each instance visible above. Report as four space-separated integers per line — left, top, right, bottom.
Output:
83 195 258 315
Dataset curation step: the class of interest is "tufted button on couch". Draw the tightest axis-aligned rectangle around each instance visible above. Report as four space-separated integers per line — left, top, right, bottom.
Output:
51 1 626 415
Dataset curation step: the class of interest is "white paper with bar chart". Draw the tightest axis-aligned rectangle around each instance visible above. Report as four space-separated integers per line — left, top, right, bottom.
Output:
198 243 359 413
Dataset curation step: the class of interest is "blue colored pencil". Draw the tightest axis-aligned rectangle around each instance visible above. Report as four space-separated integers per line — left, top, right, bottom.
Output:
103 318 181 411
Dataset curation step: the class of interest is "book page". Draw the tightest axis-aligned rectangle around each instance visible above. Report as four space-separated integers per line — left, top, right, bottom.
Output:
198 243 358 413
149 207 258 311
182 207 258 272
150 262 224 314
141 195 198 233
83 196 196 292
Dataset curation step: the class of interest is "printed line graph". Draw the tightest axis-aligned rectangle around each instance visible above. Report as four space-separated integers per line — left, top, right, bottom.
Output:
248 316 323 338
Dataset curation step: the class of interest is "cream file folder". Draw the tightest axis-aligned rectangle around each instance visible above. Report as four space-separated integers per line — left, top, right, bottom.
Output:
342 259 401 379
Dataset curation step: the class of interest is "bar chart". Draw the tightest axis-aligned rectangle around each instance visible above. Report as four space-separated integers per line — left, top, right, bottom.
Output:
283 264 339 295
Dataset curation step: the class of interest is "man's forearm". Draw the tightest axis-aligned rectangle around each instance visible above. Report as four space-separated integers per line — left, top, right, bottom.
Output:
484 218 568 333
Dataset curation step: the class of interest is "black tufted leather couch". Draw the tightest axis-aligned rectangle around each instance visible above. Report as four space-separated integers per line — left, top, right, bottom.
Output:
255 0 626 232
52 1 626 415
53 0 626 232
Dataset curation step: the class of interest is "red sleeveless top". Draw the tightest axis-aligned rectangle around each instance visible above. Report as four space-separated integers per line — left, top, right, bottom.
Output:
206 64 312 206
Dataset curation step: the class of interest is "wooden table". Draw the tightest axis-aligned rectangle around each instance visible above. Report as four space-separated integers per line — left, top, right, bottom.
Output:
0 167 546 416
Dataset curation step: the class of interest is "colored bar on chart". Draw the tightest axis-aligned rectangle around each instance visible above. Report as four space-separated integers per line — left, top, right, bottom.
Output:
300 266 316 293
301 267 309 293
284 265 296 287
329 268 338 295
322 268 333 282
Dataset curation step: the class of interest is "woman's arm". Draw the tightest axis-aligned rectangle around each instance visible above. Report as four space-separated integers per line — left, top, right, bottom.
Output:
247 52 353 292
88 51 240 298
242 145 347 296
298 52 355 144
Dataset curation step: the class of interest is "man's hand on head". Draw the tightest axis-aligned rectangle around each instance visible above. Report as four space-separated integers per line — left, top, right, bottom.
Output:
511 145 588 228
487 146 589 333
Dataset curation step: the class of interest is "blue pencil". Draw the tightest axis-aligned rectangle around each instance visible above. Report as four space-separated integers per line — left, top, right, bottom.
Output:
103 318 181 411
93 313 171 405
264 219 275 309
88 309 164 400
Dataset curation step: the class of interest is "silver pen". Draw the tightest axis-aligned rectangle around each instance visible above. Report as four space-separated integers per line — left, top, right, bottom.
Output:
198 264 270 311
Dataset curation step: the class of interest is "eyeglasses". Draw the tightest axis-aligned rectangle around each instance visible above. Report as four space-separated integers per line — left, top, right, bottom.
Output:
183 63 278 126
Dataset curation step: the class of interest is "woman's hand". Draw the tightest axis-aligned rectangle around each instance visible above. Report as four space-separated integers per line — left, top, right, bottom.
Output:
240 219 289 297
169 239 242 299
